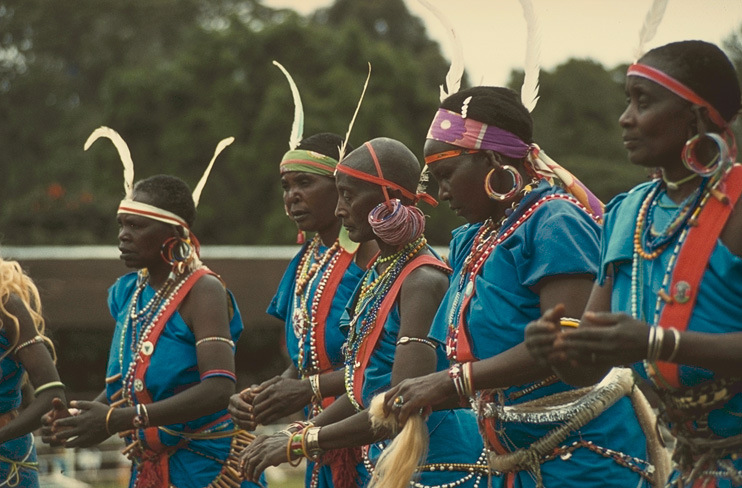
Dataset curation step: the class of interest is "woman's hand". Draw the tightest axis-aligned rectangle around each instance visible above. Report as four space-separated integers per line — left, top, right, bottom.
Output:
560 311 649 367
382 370 452 426
50 400 113 448
40 397 73 447
229 386 258 431
239 433 292 482
251 376 313 425
525 305 566 367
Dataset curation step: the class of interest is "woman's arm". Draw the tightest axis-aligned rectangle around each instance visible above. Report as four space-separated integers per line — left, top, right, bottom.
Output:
0 294 65 445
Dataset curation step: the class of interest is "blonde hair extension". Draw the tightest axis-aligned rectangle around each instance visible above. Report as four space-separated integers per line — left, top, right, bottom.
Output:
0 258 55 362
367 393 429 488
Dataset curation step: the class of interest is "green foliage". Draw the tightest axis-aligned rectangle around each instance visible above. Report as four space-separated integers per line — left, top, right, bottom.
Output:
1 0 741 246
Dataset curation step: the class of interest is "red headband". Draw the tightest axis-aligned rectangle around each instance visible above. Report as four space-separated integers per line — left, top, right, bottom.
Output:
335 142 437 207
627 63 728 129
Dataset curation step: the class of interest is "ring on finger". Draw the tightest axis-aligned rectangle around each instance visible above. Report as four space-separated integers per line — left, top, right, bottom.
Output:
393 395 405 409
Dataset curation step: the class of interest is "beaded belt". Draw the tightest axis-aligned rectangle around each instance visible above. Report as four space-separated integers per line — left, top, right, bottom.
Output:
478 368 661 487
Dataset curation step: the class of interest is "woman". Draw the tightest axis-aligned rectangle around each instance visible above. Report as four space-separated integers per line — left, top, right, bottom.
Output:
229 132 377 488
0 256 65 486
382 86 657 487
240 137 487 488
526 40 742 487
46 128 262 488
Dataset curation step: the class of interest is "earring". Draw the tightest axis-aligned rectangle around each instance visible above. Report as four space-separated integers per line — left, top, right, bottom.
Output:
161 236 194 273
484 165 523 201
682 132 730 177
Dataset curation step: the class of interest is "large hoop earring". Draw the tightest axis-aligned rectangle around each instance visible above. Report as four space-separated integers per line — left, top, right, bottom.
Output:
484 165 522 201
681 132 730 177
161 236 194 273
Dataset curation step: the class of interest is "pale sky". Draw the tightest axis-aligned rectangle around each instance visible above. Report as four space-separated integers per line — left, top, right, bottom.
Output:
263 0 742 86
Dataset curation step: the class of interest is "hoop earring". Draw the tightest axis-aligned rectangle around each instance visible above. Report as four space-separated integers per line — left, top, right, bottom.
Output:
484 165 523 201
161 236 194 273
681 132 730 177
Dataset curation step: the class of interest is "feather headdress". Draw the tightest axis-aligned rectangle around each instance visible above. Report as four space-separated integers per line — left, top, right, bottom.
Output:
84 126 234 210
518 0 541 113
337 62 372 162
417 0 464 102
273 60 304 151
634 0 669 61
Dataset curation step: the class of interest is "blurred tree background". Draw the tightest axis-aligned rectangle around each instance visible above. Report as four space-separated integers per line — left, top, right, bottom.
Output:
1 0 741 247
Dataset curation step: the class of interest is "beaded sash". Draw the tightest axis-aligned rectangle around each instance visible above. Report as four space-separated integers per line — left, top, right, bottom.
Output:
477 368 666 488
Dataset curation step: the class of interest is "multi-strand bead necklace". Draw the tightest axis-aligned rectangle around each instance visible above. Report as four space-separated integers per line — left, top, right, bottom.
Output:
343 236 427 411
118 269 197 406
445 192 596 362
292 235 343 377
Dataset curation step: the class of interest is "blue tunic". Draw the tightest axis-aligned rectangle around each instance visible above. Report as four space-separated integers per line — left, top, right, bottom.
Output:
106 271 262 488
430 182 650 487
0 331 38 487
267 241 365 488
601 180 742 486
342 252 487 488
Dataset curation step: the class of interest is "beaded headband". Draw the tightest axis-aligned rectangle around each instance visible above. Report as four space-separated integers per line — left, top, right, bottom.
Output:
85 126 234 237
335 142 437 207
627 63 728 129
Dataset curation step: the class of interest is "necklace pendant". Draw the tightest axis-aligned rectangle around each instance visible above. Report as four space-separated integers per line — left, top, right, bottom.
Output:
141 341 154 356
673 281 692 304
292 309 305 338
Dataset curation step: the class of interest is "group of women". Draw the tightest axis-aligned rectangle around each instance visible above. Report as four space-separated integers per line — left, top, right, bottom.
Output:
0 19 739 488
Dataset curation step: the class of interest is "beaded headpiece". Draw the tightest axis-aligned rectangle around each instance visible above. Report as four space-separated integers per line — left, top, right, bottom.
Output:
84 126 234 241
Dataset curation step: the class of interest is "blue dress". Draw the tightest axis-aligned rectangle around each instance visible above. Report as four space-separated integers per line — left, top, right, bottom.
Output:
106 270 262 488
342 250 487 488
268 240 366 488
601 179 742 487
0 331 38 487
430 182 651 487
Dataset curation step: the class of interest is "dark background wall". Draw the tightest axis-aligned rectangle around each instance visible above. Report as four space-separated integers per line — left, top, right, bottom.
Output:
8 247 293 398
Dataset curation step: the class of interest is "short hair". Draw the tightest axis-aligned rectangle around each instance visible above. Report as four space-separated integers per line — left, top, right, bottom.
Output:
296 133 353 160
640 40 742 123
342 138 421 200
439 86 534 144
133 175 196 227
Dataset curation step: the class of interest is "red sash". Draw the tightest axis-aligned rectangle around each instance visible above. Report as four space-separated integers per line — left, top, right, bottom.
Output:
130 266 213 488
653 165 742 389
350 255 449 408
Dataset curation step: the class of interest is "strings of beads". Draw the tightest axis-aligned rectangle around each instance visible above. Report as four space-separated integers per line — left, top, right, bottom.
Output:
344 236 427 411
368 198 426 247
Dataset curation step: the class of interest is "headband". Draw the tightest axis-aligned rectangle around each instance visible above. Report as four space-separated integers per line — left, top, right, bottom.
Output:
426 108 531 159
280 149 338 176
627 63 728 129
335 142 437 207
117 200 190 230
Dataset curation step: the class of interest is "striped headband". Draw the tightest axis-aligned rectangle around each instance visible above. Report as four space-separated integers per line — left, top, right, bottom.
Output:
627 63 728 129
335 142 437 207
426 108 531 160
117 200 190 231
279 149 338 176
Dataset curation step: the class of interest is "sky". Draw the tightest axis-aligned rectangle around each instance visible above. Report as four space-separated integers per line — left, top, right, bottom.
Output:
262 0 742 86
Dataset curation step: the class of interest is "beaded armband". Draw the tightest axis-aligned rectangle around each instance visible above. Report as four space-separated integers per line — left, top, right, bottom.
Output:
200 369 237 382
396 336 436 350
14 335 45 354
195 336 235 348
287 431 304 467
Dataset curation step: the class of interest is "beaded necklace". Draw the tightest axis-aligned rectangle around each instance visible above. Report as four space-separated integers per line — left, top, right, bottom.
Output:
630 178 715 389
632 180 705 260
343 236 427 410
119 268 197 406
445 192 597 362
291 235 343 377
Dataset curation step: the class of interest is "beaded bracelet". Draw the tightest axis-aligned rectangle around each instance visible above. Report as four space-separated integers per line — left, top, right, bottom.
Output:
14 335 45 354
396 336 436 350
195 336 235 348
449 363 467 398
33 381 65 397
287 431 304 467
309 374 322 402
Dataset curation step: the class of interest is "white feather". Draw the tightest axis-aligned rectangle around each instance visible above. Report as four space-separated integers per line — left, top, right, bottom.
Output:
519 0 541 113
417 0 464 101
192 137 234 207
634 0 669 61
272 60 304 150
338 63 372 162
84 126 135 199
